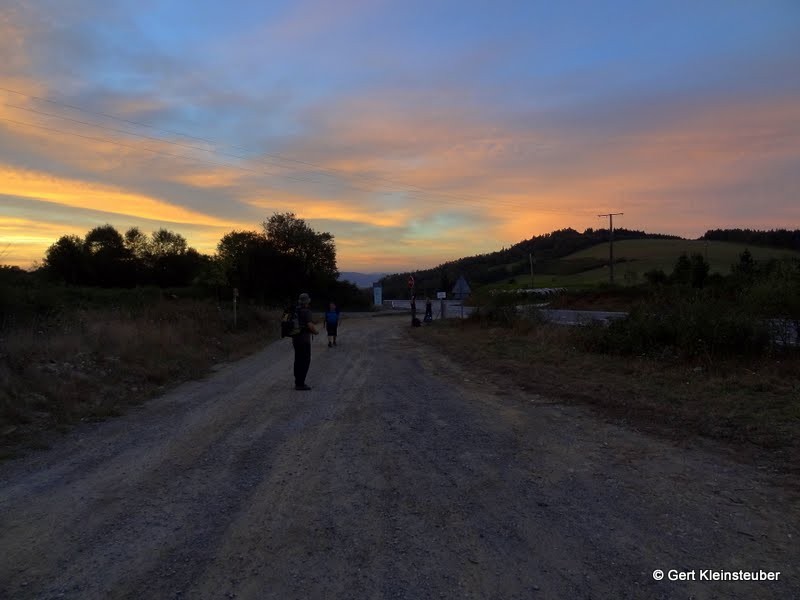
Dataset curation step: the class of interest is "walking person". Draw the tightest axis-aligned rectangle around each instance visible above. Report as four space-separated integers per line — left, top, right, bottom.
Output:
325 302 340 347
293 292 318 391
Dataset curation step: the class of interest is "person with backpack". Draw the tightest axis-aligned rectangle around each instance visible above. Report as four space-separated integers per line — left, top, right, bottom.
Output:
292 292 318 391
325 301 340 347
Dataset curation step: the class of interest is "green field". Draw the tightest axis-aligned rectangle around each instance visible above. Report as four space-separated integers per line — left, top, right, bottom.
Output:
496 239 800 289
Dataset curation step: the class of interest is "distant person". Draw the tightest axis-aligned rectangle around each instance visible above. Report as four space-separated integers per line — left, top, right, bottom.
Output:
424 297 433 323
293 292 318 391
325 301 341 347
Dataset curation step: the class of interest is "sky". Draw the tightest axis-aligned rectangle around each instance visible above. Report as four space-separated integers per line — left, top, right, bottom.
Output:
1 0 798 272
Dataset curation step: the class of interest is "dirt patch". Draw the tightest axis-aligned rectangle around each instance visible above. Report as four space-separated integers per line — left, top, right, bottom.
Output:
412 320 800 479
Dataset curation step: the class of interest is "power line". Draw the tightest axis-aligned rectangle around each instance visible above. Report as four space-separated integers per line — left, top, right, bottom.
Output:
0 115 311 191
0 84 516 206
0 86 495 203
0 115 485 214
3 102 342 189
1 112 590 218
0 84 590 216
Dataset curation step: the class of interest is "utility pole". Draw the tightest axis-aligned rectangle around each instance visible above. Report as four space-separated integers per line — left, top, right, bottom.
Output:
598 212 623 284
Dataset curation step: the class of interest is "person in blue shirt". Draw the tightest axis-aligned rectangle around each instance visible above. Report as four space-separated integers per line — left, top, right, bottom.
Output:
325 302 340 347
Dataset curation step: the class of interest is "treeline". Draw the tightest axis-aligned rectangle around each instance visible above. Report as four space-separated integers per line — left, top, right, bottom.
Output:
381 227 680 297
12 212 368 311
701 228 800 251
42 225 207 287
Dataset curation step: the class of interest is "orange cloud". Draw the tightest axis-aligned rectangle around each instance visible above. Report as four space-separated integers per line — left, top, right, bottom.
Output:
243 196 411 229
169 168 248 189
0 165 249 229
0 216 88 267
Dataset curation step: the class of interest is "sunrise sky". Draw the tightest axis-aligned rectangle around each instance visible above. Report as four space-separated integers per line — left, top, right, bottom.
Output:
1 1 798 272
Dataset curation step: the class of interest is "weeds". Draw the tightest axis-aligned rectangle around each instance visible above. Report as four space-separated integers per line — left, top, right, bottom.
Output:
0 299 280 448
576 292 774 360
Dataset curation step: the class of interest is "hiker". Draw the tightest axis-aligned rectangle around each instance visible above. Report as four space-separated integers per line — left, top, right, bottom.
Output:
293 292 318 391
424 297 433 323
325 302 340 347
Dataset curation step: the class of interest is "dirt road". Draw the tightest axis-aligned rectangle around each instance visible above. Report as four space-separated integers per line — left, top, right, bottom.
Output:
1 315 797 599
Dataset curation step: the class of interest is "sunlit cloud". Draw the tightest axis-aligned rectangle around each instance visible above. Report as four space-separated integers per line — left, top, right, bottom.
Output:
0 216 87 268
0 165 248 229
169 168 249 189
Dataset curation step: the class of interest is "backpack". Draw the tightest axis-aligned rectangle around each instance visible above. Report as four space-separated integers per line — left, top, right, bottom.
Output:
281 306 301 338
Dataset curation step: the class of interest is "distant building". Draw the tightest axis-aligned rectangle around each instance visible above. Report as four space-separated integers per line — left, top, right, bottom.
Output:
451 275 471 300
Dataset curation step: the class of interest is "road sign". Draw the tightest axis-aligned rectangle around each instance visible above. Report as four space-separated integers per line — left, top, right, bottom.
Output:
408 275 415 288
436 291 446 299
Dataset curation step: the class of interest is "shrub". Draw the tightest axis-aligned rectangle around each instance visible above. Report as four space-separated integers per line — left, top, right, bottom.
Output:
579 291 772 359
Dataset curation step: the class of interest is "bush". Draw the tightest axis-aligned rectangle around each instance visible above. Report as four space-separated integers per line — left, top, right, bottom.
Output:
468 304 519 328
579 291 772 359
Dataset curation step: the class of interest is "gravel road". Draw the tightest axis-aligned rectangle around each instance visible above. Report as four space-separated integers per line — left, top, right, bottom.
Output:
1 314 797 599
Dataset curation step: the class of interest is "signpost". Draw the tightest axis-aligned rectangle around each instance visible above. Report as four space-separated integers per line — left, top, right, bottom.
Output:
373 283 383 307
233 287 239 328
408 275 416 324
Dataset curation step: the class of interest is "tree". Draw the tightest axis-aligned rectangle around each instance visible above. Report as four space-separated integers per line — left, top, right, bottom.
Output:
689 253 710 288
670 253 692 285
147 229 201 287
150 228 188 258
217 230 287 302
733 248 756 279
263 213 338 281
84 224 134 286
123 227 152 285
43 235 90 284
124 227 152 260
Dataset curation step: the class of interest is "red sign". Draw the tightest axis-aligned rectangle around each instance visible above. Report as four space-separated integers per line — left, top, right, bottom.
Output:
408 275 415 288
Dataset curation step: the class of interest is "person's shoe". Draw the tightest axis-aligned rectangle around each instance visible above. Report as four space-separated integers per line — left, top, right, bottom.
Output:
295 384 312 391
328 341 332 347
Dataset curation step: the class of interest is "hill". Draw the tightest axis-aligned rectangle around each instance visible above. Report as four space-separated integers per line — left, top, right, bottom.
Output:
339 272 387 288
379 228 679 297
514 239 800 289
380 229 800 297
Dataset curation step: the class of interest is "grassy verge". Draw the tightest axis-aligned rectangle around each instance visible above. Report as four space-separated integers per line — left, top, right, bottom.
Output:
413 319 800 473
0 299 280 456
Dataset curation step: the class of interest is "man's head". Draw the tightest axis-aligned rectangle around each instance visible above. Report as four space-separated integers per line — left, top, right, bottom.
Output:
298 292 311 306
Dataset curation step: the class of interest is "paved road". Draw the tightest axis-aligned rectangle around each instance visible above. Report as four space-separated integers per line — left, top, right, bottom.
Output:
0 315 797 599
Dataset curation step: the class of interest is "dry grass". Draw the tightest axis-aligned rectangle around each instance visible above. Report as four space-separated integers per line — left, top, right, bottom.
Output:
0 300 279 453
414 319 800 473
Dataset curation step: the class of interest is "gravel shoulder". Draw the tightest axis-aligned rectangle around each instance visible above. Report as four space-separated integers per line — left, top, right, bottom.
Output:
0 315 797 599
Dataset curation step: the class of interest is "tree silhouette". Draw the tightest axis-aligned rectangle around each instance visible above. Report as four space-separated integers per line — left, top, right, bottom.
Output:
43 235 90 284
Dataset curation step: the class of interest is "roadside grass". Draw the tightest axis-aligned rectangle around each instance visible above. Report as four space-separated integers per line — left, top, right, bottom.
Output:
414 319 800 472
0 299 280 455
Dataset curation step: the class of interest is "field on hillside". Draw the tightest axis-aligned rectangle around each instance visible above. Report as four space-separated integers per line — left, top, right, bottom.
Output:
495 239 800 289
